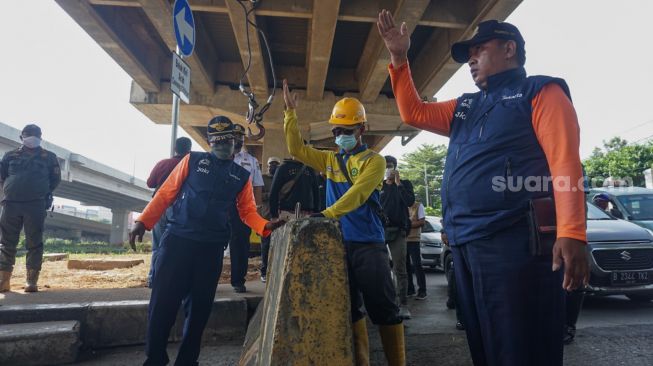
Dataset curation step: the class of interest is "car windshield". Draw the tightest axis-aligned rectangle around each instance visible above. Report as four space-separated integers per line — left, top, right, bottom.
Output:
422 218 442 233
587 203 613 220
616 194 653 220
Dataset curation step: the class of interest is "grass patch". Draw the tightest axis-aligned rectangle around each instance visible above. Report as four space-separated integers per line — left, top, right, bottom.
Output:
14 238 152 257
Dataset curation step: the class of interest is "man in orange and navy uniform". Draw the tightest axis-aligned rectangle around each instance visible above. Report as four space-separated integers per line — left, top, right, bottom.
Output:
379 12 589 366
129 116 284 366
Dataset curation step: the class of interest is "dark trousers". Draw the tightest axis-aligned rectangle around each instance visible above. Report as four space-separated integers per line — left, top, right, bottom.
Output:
446 257 463 322
0 200 46 272
346 241 401 325
451 223 565 366
566 290 585 328
260 235 270 277
229 213 250 287
144 232 224 366
406 241 426 294
148 212 169 286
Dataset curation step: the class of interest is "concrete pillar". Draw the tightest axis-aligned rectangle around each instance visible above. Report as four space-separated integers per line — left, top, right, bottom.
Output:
69 229 82 242
109 208 129 246
262 128 290 170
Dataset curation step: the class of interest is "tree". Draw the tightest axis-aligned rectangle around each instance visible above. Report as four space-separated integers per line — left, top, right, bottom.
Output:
583 137 653 187
397 144 447 216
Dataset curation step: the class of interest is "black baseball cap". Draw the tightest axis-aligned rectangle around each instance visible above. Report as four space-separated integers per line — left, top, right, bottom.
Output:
207 116 235 142
21 124 42 137
451 20 525 63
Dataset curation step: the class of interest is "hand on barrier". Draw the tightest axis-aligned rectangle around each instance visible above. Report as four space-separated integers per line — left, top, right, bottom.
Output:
128 222 146 251
265 219 286 232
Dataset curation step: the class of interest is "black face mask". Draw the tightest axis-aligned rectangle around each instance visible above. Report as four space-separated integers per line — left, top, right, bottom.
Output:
211 143 234 160
234 140 244 152
269 165 278 176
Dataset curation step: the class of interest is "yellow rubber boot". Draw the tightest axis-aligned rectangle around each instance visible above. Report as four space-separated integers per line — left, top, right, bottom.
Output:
378 323 406 366
352 318 369 366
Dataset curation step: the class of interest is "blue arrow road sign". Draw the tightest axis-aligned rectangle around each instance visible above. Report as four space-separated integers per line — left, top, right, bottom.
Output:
173 0 195 57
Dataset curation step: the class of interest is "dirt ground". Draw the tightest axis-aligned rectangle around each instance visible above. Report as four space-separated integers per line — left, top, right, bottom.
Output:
8 255 262 291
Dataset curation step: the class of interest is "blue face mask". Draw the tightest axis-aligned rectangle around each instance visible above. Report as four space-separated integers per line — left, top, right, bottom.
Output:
335 135 357 151
211 143 234 160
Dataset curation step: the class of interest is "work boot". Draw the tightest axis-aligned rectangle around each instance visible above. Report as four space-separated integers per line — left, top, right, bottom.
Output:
24 269 40 293
0 271 11 292
398 304 412 320
352 318 369 366
378 323 406 366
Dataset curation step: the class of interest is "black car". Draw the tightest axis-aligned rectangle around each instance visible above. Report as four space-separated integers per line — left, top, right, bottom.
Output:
441 204 653 301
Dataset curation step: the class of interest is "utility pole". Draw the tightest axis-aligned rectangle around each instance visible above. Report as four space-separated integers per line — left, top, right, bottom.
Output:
424 165 430 207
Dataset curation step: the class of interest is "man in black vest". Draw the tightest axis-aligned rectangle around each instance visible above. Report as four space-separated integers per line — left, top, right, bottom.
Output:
145 137 192 288
130 117 284 366
0 124 60 293
380 12 589 366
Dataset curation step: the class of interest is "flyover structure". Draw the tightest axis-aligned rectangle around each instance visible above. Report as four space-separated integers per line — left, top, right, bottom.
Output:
0 122 152 244
56 0 522 163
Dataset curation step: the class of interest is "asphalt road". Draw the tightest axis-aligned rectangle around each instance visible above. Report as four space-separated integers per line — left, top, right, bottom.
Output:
76 271 653 365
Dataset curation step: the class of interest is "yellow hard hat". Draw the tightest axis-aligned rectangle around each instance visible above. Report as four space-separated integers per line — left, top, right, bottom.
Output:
329 98 367 125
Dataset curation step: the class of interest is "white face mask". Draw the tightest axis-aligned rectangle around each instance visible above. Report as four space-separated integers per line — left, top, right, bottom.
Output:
22 136 41 149
385 168 395 180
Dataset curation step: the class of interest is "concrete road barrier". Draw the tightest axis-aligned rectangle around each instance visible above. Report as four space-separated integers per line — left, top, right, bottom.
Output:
43 253 69 262
243 218 354 366
67 258 144 270
0 320 80 366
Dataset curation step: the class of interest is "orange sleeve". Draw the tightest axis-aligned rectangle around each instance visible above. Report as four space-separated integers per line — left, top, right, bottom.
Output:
532 83 587 243
237 178 271 237
137 155 190 230
388 62 458 136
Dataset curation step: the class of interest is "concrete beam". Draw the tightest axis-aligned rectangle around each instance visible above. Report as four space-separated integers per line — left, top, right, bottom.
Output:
356 0 430 103
225 0 269 95
137 0 217 95
411 0 523 96
188 0 468 28
56 0 161 92
305 0 341 100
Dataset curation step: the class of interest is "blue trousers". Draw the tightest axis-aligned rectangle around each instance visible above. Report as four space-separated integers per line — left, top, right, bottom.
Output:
451 221 565 366
148 212 169 287
144 232 224 366
229 212 250 288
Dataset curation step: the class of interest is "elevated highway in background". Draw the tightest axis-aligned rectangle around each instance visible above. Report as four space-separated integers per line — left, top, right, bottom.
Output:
56 0 522 162
0 122 152 244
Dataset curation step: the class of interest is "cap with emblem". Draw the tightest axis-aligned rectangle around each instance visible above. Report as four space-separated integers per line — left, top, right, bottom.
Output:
451 20 525 63
207 116 235 143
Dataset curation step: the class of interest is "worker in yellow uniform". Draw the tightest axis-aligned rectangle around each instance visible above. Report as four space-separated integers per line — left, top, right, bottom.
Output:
281 79 405 366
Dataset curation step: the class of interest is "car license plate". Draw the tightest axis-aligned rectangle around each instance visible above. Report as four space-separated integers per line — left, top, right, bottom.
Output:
610 271 653 286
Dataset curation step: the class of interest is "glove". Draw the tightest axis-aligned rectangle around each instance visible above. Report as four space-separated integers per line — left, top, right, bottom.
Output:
129 222 146 251
310 212 325 218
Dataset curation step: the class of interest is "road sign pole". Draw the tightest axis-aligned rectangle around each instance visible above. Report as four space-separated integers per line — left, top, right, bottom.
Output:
170 46 181 157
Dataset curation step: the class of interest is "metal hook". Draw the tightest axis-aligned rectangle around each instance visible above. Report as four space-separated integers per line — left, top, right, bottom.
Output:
247 119 265 140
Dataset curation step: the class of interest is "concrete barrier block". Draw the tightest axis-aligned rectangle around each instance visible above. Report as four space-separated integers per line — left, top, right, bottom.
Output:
85 300 149 348
255 219 354 366
0 320 80 365
173 298 248 344
0 303 89 326
67 258 144 270
43 253 69 262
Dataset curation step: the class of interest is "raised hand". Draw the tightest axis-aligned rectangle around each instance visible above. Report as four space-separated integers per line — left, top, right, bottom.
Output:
282 79 298 110
377 9 410 67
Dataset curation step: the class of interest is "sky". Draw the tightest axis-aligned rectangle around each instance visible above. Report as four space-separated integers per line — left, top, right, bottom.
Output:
1 0 652 183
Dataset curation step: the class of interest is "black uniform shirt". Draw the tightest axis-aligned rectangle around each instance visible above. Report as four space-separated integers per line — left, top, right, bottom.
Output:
0 146 61 202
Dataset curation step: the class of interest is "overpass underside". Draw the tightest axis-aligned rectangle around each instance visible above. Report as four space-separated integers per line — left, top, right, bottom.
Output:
57 0 521 162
